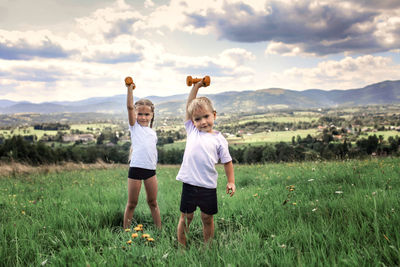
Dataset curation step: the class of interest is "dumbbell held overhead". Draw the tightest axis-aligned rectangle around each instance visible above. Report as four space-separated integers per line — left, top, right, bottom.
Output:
186 75 211 87
124 76 136 89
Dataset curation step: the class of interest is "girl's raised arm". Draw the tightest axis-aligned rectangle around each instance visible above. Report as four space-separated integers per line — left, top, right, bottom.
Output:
127 83 136 126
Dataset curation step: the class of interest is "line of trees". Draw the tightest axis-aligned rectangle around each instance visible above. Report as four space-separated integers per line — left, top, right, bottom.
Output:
1 134 399 166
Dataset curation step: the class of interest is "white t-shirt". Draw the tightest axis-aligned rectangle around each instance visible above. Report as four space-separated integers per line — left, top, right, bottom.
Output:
129 122 158 170
176 120 232 189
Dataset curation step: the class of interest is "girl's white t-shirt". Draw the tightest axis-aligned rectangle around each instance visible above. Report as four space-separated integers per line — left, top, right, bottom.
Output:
176 120 232 189
129 122 158 170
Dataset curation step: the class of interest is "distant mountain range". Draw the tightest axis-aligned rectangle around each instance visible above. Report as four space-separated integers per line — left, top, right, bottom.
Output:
1 80 399 116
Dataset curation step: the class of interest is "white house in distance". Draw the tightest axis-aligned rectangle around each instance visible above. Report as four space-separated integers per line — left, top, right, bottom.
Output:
62 134 95 143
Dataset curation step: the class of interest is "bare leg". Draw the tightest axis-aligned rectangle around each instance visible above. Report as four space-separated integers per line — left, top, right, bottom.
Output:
123 179 142 229
201 212 214 244
143 175 161 229
177 212 194 247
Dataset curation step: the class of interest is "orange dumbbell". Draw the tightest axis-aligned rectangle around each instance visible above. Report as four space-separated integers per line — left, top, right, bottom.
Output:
124 76 136 89
186 75 211 87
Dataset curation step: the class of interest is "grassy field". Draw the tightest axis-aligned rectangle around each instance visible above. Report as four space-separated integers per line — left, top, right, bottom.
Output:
1 158 400 266
0 123 119 139
163 129 319 149
365 131 400 140
226 116 318 125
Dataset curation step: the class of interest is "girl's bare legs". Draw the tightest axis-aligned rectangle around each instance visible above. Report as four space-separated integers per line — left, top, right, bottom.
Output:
177 212 194 247
123 179 142 229
143 175 161 229
201 212 214 244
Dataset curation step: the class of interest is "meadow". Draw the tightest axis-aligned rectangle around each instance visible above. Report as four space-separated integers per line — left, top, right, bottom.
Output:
1 123 119 140
1 158 399 266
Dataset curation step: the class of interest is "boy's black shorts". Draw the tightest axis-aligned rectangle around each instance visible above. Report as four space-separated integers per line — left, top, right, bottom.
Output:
180 183 218 215
128 167 156 180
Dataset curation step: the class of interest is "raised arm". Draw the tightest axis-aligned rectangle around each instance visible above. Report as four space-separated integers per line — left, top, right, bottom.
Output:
127 83 136 126
185 81 204 121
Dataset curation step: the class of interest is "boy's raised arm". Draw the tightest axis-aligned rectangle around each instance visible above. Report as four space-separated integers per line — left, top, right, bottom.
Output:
127 84 136 126
185 82 203 121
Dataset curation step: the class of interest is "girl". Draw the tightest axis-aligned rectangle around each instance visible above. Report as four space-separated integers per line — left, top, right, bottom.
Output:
123 81 161 229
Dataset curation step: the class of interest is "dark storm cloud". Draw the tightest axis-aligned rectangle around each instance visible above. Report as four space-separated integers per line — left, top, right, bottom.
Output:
185 1 399 55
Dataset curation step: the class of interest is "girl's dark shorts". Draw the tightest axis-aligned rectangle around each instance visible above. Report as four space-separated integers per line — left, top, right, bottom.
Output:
128 167 156 180
180 183 218 215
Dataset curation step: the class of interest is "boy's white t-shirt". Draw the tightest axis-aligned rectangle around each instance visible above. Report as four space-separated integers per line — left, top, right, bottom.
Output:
129 122 158 170
176 120 232 189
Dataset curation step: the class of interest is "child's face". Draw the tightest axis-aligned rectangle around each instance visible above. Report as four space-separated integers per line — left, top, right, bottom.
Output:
136 105 153 127
192 107 216 133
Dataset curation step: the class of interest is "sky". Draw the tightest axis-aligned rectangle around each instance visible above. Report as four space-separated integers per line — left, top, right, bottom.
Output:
0 0 399 103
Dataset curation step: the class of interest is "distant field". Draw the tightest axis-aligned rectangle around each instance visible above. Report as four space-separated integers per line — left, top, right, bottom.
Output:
161 129 319 150
228 116 318 125
365 131 400 139
227 129 319 144
1 123 119 139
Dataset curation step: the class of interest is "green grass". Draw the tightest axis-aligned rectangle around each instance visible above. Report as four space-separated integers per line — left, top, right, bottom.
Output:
365 131 400 139
1 159 400 266
1 123 119 139
163 129 319 149
227 129 318 144
227 116 318 125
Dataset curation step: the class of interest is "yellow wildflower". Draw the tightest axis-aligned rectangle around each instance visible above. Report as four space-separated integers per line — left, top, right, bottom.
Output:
134 227 143 231
147 238 155 242
142 234 150 238
131 233 138 238
124 228 131 232
126 240 132 244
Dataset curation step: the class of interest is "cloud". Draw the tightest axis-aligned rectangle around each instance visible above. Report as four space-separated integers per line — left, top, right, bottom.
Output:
80 36 147 63
144 0 155 9
74 1 143 41
0 30 74 60
269 55 400 90
157 47 255 78
145 0 400 56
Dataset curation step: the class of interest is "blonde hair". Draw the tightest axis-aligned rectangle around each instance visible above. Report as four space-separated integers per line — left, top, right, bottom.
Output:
135 98 155 128
187 97 215 118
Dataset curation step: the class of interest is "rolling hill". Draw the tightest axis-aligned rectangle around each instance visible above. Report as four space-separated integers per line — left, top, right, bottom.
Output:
1 80 399 115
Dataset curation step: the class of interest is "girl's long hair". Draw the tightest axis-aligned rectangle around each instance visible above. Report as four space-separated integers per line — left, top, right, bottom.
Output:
128 98 155 162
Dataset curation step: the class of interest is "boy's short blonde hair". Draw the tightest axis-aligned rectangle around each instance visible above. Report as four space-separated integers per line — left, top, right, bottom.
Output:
187 97 215 118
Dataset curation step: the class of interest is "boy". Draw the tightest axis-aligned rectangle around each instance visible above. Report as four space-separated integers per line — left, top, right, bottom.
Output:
176 79 236 247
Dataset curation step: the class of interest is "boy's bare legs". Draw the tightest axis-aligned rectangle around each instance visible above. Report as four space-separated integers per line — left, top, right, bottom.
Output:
123 179 142 229
177 212 194 247
144 175 161 229
201 212 214 244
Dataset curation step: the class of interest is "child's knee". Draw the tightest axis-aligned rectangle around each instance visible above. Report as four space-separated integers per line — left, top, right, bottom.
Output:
147 198 158 208
179 213 193 224
126 200 138 210
201 213 213 225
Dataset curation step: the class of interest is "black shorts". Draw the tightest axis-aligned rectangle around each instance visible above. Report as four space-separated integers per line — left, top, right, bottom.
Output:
128 167 156 180
180 183 218 215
